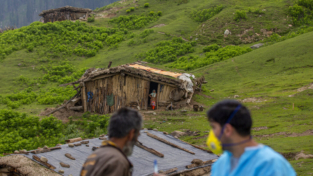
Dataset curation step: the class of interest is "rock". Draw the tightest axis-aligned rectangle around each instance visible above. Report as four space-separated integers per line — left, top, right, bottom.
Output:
18 63 22 66
40 156 48 163
170 131 186 138
289 24 293 27
81 141 89 144
68 143 74 147
250 43 263 49
65 153 75 160
74 143 81 146
59 170 64 174
143 111 156 115
99 137 107 140
199 106 204 111
262 9 266 11
163 131 168 135
191 159 204 166
86 145 89 147
224 29 231 35
43 145 48 149
234 95 240 98
14 150 19 154
153 128 158 131
210 89 215 92
56 144 62 146
60 162 70 168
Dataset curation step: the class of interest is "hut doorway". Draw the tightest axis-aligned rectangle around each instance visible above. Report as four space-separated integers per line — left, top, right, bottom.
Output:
148 81 159 110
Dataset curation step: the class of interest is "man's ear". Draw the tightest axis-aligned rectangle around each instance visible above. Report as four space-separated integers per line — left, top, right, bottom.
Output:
223 124 234 137
127 129 135 141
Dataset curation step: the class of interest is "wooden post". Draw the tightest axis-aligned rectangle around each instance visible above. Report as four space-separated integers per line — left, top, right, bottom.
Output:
157 84 160 110
82 82 87 112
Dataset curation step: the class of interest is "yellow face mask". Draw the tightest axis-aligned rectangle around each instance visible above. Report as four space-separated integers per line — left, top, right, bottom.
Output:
206 129 223 155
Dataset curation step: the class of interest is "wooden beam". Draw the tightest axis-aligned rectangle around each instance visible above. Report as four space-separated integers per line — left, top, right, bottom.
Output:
70 106 83 111
32 155 56 170
135 141 164 158
124 72 177 88
89 74 117 82
146 132 195 155
82 82 87 112
157 84 160 110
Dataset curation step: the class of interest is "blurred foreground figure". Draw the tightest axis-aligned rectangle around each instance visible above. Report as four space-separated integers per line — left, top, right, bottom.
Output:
81 107 142 176
207 100 296 176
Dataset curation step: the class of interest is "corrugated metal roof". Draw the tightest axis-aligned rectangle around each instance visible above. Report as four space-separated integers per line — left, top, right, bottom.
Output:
128 64 182 78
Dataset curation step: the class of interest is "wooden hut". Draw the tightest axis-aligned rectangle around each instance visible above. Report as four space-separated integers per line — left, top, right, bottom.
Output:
39 6 92 23
64 64 203 115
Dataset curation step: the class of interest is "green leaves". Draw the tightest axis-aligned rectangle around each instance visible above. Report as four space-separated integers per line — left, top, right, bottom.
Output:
190 5 223 22
168 45 252 70
138 37 196 64
109 14 160 30
234 10 247 22
0 20 127 60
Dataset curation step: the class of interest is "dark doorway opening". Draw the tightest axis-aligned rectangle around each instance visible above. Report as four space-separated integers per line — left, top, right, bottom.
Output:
148 82 159 109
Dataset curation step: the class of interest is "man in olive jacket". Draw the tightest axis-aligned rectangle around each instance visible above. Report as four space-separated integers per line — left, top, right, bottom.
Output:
81 107 142 176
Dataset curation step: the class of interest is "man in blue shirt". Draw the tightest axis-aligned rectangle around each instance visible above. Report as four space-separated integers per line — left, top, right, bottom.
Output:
207 100 296 176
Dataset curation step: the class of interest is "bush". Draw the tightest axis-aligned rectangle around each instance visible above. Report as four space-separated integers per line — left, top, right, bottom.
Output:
0 21 127 60
157 11 162 16
289 4 310 26
190 5 223 22
234 10 247 21
203 44 220 52
140 29 154 38
126 9 131 13
144 3 149 8
137 37 196 64
167 45 252 70
149 11 155 16
109 14 159 30
0 109 110 154
130 7 135 11
298 0 313 10
87 15 95 22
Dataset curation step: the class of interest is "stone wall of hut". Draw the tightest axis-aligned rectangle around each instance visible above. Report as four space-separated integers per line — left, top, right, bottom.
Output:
43 11 87 23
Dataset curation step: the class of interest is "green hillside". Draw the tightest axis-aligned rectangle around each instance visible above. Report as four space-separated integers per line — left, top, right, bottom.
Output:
0 0 313 174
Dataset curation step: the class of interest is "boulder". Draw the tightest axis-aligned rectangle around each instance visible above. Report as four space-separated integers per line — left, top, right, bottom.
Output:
224 29 231 35
68 143 74 147
250 43 263 49
170 131 186 138
40 156 48 163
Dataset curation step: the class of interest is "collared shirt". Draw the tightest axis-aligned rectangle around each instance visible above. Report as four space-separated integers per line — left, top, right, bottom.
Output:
211 145 296 176
80 140 133 176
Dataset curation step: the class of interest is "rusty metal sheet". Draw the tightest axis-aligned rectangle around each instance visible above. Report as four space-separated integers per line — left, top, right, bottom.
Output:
128 64 182 78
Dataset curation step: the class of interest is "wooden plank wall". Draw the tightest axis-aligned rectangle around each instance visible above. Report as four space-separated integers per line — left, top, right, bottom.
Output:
158 84 176 106
84 74 152 114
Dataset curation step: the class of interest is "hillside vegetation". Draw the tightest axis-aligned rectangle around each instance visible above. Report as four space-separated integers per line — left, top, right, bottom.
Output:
0 0 313 174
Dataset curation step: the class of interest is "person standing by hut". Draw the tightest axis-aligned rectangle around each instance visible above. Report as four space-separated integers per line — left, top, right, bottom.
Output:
149 90 157 110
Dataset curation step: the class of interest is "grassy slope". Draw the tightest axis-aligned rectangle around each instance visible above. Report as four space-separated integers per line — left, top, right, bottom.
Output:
0 0 313 174
143 32 313 175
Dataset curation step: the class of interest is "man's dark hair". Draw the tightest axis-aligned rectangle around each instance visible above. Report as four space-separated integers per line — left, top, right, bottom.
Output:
108 107 142 138
207 100 252 136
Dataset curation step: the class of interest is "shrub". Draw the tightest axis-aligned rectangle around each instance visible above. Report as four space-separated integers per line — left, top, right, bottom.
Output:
126 9 131 13
87 15 95 22
234 10 247 21
190 5 223 22
298 0 313 10
289 4 308 26
144 3 149 8
203 44 220 52
168 45 252 70
130 7 135 11
149 11 155 16
0 21 126 60
109 14 159 30
137 37 196 64
140 29 154 38
157 11 163 16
